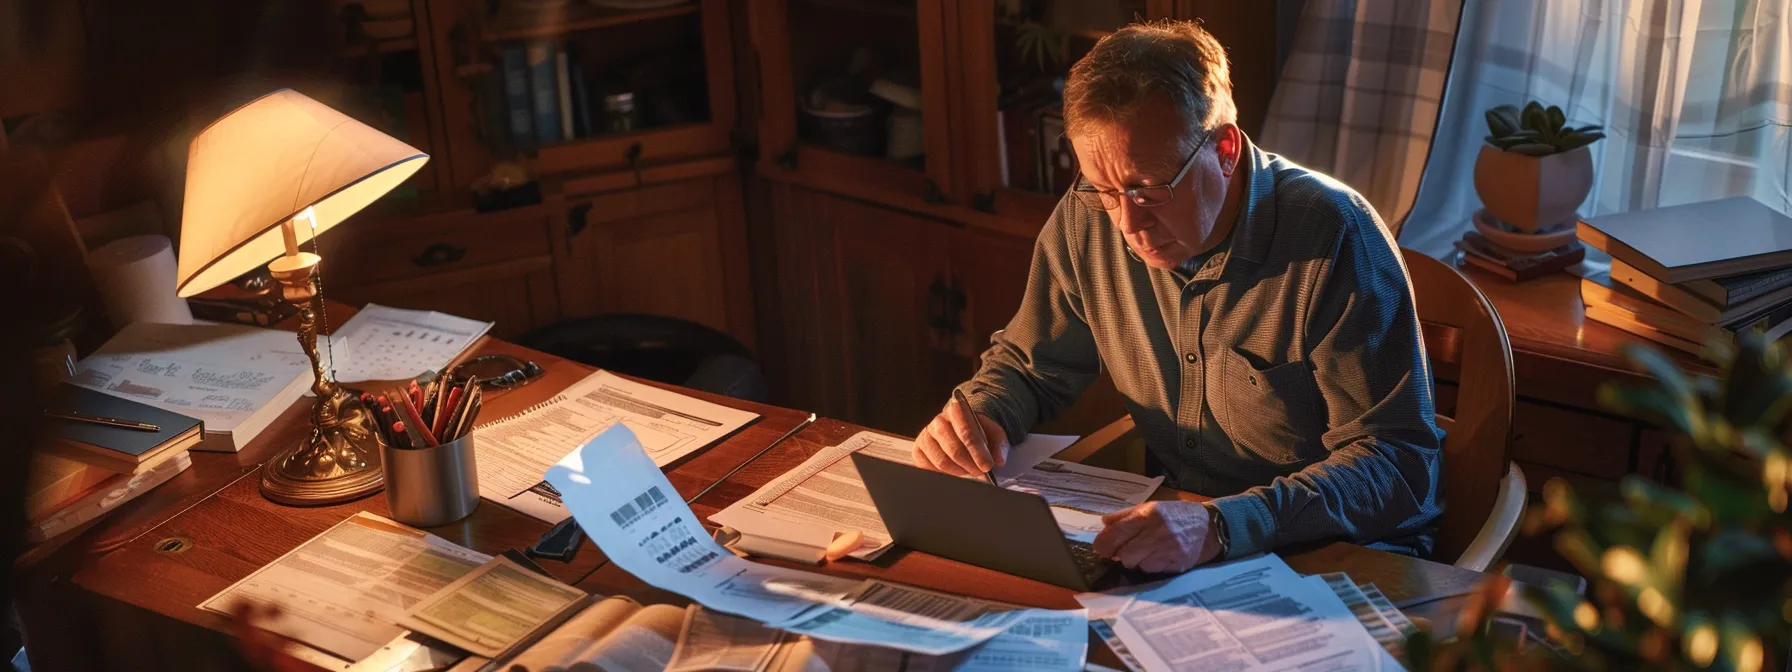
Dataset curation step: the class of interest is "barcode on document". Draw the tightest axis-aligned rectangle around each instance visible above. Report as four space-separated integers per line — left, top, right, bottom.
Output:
609 486 669 528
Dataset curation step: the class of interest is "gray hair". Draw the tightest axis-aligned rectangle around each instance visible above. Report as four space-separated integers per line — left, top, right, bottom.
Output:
1062 20 1237 147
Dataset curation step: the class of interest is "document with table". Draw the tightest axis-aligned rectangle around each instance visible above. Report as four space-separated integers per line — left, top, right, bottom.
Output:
326 303 492 384
199 512 490 661
1076 554 1404 672
474 369 759 522
546 424 1091 663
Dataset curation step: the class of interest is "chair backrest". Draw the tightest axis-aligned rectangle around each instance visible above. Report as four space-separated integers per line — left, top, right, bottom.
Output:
1399 248 1516 565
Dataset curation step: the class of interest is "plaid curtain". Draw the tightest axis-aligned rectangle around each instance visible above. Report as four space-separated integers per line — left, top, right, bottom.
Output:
1259 0 1464 236
1400 0 1792 257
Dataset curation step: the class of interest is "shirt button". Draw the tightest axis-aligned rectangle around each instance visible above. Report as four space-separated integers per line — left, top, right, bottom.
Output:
1184 352 1198 364
1184 437 1196 449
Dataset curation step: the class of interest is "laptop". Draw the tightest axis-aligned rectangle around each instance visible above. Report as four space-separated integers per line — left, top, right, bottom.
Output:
850 452 1119 591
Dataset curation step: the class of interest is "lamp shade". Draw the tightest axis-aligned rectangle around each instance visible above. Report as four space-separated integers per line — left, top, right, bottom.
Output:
175 89 428 297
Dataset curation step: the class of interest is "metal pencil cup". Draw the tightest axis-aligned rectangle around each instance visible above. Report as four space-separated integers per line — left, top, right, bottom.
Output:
382 433 480 527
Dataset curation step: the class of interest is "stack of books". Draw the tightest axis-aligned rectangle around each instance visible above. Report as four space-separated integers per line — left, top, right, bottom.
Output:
1455 211 1587 281
1578 196 1792 355
29 383 202 542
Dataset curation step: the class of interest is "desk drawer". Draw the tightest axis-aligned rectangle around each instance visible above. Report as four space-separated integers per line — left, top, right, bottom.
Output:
318 208 552 287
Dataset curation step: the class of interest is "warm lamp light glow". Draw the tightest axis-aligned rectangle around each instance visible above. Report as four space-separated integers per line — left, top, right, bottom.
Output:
175 89 427 297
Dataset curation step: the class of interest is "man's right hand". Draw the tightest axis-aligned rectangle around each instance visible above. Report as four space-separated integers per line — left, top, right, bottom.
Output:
913 396 1010 478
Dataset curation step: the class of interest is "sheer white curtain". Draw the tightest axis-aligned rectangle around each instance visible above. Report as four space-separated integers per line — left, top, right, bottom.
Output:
1401 0 1792 258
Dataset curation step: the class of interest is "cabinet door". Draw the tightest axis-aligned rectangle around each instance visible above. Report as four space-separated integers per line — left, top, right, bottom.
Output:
949 226 1125 437
770 184 959 435
555 174 755 349
749 0 958 207
952 0 1169 222
427 0 737 189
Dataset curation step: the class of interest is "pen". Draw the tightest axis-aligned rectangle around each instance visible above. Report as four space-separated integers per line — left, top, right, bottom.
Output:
45 410 160 432
952 389 999 486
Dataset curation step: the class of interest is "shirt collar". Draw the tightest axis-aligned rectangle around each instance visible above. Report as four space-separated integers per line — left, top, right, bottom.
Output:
1141 135 1275 285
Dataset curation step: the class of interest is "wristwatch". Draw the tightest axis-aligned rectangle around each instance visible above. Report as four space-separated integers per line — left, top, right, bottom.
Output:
1204 503 1230 560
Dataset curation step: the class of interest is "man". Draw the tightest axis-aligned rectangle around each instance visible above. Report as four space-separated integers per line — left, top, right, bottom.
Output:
913 20 1442 574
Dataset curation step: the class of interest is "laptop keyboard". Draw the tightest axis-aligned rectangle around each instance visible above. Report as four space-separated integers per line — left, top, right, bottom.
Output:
1067 540 1117 584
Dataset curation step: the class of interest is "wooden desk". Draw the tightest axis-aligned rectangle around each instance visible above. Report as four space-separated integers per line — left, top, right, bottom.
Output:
17 323 1485 671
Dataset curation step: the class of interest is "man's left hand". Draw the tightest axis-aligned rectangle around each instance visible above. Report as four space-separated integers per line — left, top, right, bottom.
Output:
1093 501 1223 574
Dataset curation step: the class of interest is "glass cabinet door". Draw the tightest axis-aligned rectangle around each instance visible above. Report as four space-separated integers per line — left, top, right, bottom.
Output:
956 0 1164 221
430 0 735 190
753 0 957 206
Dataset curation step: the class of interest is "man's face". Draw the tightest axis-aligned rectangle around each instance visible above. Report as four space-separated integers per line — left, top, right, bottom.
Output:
1069 97 1233 270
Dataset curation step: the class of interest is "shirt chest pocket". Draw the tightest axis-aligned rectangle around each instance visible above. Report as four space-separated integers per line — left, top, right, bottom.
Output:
1218 347 1326 464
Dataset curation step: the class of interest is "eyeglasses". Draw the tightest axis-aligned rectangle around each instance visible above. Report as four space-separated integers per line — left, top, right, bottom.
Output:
1071 130 1212 211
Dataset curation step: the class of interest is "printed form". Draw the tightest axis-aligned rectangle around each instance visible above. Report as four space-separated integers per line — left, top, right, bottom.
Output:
200 512 489 661
474 370 758 522
545 424 1085 657
1079 554 1400 672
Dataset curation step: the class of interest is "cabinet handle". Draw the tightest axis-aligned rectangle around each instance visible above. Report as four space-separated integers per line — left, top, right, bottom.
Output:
923 179 949 205
412 243 468 267
776 147 798 170
972 191 996 214
930 275 967 338
567 203 593 243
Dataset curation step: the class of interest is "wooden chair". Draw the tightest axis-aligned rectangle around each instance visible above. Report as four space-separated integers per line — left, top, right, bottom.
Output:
1053 248 1525 571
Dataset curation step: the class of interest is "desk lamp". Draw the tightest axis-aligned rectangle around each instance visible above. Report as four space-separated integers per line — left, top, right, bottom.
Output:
174 89 428 505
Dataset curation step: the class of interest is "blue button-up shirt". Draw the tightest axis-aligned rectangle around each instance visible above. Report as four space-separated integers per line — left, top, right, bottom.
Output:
962 139 1444 558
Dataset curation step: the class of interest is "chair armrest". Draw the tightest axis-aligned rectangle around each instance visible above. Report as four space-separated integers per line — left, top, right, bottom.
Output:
1053 416 1144 473
1455 462 1527 572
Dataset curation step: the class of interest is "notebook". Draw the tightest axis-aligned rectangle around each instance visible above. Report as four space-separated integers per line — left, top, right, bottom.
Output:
42 383 203 474
1578 196 1792 284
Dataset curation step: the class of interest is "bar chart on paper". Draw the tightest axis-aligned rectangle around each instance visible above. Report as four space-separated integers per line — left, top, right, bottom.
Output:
327 304 494 384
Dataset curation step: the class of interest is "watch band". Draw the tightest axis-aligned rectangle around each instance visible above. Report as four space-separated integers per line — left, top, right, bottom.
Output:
1204 502 1230 561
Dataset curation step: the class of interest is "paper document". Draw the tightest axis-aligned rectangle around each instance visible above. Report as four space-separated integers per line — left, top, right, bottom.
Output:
668 605 1089 672
1099 554 1399 672
545 424 1082 656
1004 459 1162 543
709 430 909 560
200 512 489 661
990 434 1079 483
1319 574 1409 658
1072 588 1149 672
327 303 492 384
668 605 785 672
402 556 588 657
475 370 758 522
71 322 312 450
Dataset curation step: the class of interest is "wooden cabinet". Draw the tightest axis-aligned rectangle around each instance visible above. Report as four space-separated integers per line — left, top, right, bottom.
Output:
766 182 1124 437
316 205 560 338
769 182 959 433
948 0 1171 221
555 171 756 350
747 0 959 208
425 0 738 190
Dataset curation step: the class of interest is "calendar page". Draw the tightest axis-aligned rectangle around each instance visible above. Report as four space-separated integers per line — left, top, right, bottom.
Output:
327 304 493 384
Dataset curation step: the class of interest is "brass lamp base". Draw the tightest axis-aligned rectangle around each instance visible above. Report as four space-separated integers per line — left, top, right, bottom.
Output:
259 238 386 505
261 387 386 505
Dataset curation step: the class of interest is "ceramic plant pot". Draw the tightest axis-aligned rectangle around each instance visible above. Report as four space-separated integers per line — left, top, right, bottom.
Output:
1473 144 1594 232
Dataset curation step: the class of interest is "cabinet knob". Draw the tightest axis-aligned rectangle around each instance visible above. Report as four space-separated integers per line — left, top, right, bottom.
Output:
923 179 949 205
566 203 593 242
412 243 468 268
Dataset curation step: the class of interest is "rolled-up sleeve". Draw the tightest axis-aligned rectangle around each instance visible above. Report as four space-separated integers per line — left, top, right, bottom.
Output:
958 203 1104 444
1209 200 1443 558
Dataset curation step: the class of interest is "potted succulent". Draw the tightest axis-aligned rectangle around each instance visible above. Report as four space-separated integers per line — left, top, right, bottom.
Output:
1474 101 1605 233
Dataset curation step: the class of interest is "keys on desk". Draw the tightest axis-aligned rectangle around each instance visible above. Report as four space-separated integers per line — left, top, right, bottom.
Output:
1067 540 1118 586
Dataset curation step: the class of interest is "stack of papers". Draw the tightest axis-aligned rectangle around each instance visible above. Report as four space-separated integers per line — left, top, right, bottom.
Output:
474 370 759 522
1075 555 1405 672
71 322 313 452
545 424 1091 662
